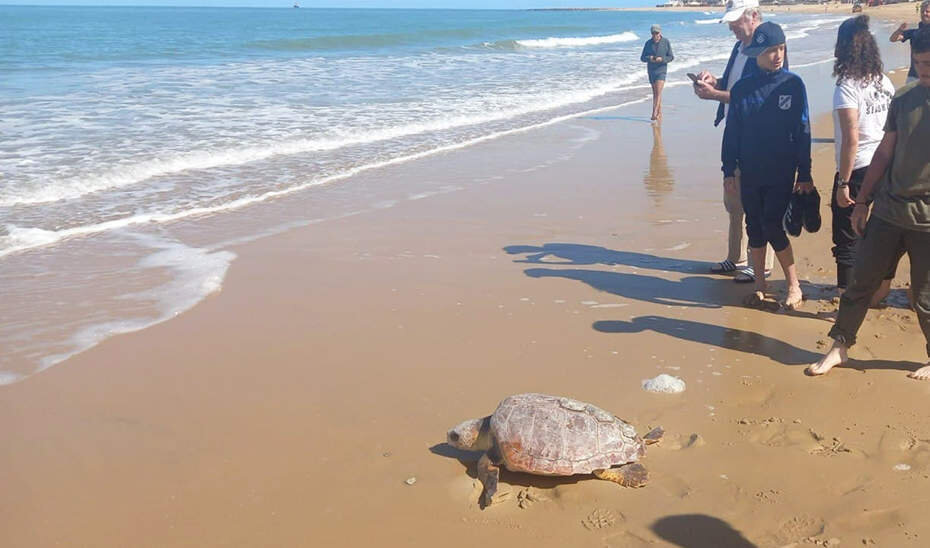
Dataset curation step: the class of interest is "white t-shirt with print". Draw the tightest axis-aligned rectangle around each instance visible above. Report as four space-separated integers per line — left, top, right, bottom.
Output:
832 74 895 171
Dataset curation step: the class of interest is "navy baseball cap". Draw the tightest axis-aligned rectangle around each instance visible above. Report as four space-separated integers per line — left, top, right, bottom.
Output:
743 22 786 57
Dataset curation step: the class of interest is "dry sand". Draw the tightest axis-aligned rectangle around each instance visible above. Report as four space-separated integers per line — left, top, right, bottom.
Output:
2 12 929 548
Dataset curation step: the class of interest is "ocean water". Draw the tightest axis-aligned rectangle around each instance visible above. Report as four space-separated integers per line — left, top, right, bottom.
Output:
0 6 873 383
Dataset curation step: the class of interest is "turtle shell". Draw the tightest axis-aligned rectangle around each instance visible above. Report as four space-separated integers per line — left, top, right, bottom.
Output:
489 393 644 476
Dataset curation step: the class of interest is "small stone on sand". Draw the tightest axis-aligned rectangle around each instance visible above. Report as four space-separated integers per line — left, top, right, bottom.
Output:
404 477 417 485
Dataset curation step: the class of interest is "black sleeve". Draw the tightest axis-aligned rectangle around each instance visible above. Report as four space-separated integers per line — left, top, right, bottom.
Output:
641 41 652 63
664 39 674 63
794 79 812 183
721 87 741 177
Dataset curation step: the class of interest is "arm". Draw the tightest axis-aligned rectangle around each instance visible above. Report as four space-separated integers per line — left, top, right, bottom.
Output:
850 131 896 235
835 107 858 207
721 94 741 179
663 40 673 63
641 42 652 63
890 23 909 42
794 81 813 185
695 82 728 102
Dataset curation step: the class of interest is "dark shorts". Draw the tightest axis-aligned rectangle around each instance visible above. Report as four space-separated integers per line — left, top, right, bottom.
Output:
648 70 667 84
740 176 793 252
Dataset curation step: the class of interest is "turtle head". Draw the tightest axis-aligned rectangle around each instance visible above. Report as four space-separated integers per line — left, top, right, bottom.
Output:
447 416 492 451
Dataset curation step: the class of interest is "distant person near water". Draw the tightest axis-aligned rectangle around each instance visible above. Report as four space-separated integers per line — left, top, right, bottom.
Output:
693 0 776 284
889 0 930 84
641 24 673 121
809 27 930 379
721 22 812 310
829 15 900 308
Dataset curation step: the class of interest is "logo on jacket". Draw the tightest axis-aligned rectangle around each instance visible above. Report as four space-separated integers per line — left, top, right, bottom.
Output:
778 95 792 110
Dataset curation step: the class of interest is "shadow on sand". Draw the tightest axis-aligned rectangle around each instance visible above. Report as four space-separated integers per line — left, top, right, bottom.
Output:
524 268 725 309
594 315 821 365
505 243 708 275
596 315 925 373
652 514 757 548
429 442 585 493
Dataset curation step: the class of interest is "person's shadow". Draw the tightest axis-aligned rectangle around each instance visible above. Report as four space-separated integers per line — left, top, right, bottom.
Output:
595 314 926 372
505 243 708 275
652 514 757 547
525 267 727 309
594 315 820 365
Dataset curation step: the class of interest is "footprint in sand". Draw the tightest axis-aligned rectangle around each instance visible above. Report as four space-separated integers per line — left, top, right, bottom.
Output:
761 514 825 545
516 487 549 509
754 488 781 504
582 508 622 530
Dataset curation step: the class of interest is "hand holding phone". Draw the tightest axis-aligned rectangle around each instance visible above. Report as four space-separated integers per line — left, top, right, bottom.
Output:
687 72 700 84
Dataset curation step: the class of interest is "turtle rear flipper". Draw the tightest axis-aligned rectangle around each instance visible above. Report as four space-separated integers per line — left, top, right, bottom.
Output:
477 453 500 508
643 426 664 445
594 463 648 488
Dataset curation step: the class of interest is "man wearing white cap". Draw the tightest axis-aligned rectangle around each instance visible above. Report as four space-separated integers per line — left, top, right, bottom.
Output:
692 0 779 284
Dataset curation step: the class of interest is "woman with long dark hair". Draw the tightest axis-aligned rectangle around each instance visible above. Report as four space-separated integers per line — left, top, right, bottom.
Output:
830 15 897 305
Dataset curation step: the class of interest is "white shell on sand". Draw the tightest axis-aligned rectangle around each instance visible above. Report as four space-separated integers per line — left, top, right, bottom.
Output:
642 374 686 394
404 477 417 485
894 464 911 471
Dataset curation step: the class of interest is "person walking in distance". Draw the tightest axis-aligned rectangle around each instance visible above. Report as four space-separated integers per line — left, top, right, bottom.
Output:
641 24 674 121
890 0 930 85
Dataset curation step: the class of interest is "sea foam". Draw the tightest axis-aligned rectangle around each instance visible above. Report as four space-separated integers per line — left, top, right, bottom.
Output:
516 32 638 48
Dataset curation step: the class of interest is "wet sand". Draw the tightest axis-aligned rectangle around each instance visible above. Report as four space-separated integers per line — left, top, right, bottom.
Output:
2 28 928 548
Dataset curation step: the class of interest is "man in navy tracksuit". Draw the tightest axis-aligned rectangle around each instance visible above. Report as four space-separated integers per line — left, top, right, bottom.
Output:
722 22 814 309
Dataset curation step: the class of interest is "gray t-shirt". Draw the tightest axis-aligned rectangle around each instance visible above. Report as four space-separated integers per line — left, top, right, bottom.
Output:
872 83 930 231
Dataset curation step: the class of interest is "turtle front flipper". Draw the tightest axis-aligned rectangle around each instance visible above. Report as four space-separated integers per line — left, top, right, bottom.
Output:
643 426 664 445
594 463 648 488
477 453 500 508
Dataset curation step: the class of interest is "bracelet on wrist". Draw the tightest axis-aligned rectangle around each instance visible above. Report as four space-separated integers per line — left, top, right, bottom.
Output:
838 181 848 188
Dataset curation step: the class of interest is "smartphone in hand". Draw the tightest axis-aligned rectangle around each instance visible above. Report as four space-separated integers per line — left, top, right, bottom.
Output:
687 72 700 84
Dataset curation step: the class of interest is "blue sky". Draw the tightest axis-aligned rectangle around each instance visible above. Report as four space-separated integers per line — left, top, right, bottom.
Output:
1 0 650 7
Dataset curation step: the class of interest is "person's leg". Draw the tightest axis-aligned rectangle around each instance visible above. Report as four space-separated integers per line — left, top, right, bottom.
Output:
759 181 801 308
904 229 930 379
871 245 905 307
720 171 747 269
831 171 857 295
650 79 660 121
739 177 768 299
654 79 665 120
808 216 905 375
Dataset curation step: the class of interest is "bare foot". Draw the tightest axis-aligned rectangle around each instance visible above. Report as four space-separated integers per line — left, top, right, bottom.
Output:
806 342 848 376
908 364 930 381
743 290 779 311
783 285 803 310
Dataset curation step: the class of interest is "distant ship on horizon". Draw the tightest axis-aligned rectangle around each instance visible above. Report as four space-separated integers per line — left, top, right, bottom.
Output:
293 2 299 7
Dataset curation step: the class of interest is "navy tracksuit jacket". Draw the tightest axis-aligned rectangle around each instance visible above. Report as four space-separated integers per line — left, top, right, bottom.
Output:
721 68 812 251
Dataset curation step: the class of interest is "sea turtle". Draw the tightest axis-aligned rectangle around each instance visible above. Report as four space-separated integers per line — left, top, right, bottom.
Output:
447 393 663 507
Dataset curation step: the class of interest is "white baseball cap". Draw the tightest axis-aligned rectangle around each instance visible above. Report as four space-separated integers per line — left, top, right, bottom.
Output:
720 0 759 23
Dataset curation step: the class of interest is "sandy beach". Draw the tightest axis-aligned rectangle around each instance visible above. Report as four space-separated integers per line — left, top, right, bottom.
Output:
3 6 929 548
